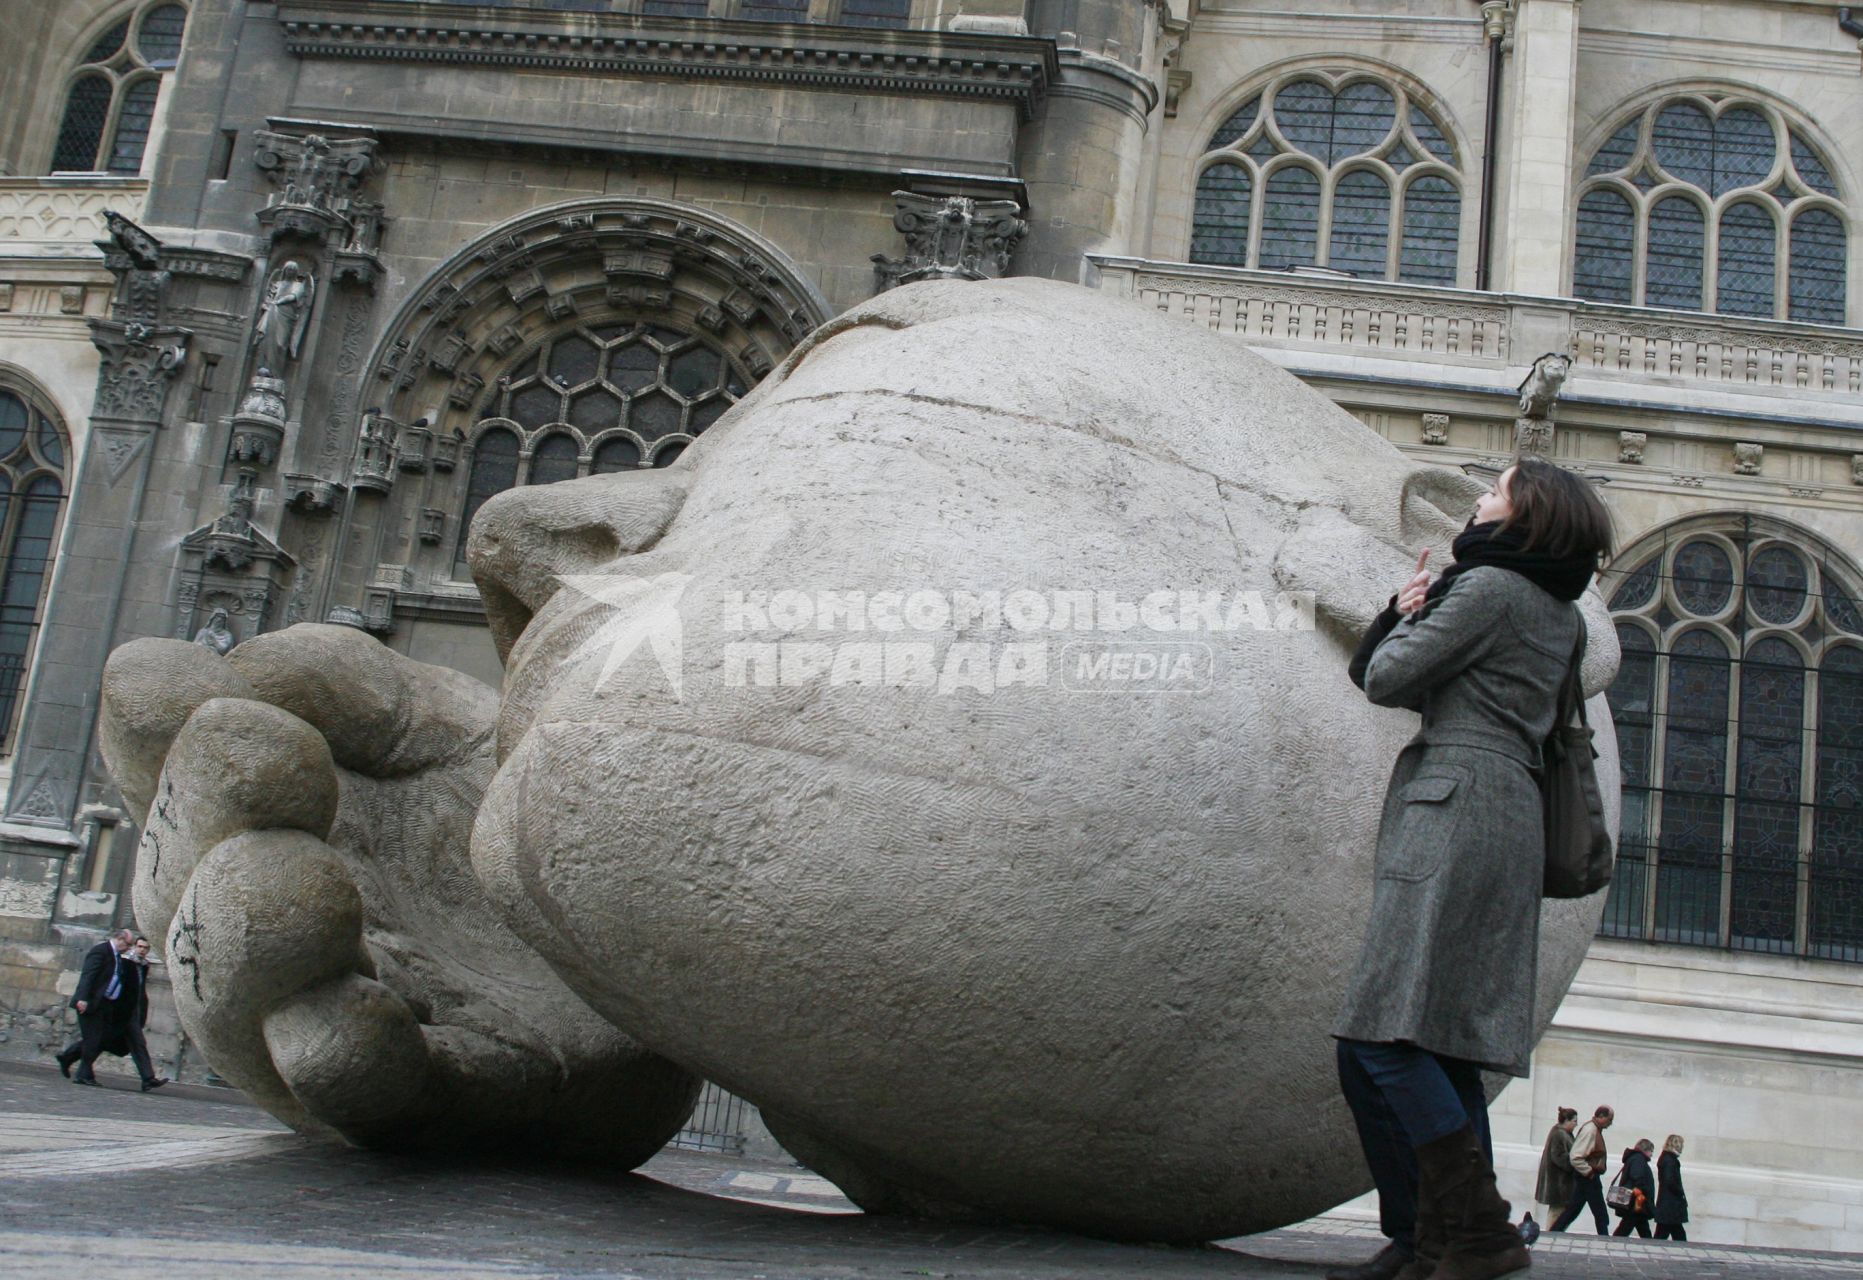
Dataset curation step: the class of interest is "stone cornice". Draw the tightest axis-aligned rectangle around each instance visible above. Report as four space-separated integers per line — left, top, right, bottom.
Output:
274 1 1059 121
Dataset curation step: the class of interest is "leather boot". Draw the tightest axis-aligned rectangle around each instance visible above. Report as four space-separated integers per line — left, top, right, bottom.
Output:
1416 1125 1530 1280
1391 1170 1443 1280
1326 1241 1413 1280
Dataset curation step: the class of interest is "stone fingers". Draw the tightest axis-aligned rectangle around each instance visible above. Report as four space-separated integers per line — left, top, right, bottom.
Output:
100 638 258 822
134 699 340 943
225 624 499 777
167 829 371 1133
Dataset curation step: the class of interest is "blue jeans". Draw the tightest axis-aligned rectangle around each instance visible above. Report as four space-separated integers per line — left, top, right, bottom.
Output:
1337 1040 1495 1253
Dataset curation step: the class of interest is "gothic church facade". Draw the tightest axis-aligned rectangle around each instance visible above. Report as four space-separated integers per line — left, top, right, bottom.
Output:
1 0 1860 1250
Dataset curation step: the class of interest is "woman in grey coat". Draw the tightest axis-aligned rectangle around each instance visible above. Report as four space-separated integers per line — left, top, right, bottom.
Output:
1333 457 1614 1280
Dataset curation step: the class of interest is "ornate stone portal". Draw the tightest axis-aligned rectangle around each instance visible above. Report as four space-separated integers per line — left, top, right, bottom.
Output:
97 279 1620 1244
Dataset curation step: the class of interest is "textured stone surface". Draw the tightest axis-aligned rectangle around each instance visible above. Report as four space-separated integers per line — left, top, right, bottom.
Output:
100 278 1619 1242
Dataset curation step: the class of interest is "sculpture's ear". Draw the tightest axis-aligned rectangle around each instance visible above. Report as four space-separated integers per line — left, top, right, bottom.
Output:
1271 463 1484 648
467 469 690 663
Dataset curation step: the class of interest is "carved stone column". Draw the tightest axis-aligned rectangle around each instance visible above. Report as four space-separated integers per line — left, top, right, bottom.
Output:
2 215 192 832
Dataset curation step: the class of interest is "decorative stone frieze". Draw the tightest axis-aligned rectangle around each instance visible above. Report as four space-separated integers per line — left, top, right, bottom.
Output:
1852 455 1863 486
274 3 1058 121
1733 442 1764 476
1420 413 1449 446
1619 431 1647 464
873 192 1028 291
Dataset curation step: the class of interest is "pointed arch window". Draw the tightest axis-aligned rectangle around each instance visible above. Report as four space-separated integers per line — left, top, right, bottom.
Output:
49 3 188 175
1189 72 1463 285
0 387 71 749
1575 96 1848 324
451 321 751 574
1602 519 1863 961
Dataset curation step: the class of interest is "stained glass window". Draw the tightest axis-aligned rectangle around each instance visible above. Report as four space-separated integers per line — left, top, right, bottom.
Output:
838 0 910 27
1790 209 1846 327
1398 176 1458 286
1645 196 1705 313
1575 97 1846 323
1717 202 1776 318
1573 189 1635 306
51 75 111 172
1259 166 1321 270
1327 170 1389 278
48 5 187 176
138 4 187 65
1188 73 1460 283
1603 524 1863 961
0 389 70 747
453 322 750 571
1189 164 1251 268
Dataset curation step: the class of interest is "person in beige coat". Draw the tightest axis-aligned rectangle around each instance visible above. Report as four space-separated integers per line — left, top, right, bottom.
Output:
1550 1106 1615 1234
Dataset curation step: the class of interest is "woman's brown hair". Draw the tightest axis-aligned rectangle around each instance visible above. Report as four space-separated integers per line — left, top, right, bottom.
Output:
1501 456 1615 562
1557 1106 1578 1124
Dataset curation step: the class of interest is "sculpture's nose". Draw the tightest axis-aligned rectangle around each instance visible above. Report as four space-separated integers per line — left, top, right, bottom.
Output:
466 469 689 660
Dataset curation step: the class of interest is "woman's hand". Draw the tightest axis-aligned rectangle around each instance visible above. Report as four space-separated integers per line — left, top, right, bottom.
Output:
1397 548 1432 615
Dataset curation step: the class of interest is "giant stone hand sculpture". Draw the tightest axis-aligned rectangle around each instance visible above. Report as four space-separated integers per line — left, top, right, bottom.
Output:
101 278 1619 1243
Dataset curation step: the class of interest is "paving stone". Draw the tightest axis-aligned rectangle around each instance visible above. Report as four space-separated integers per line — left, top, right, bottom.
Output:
2 1061 1858 1279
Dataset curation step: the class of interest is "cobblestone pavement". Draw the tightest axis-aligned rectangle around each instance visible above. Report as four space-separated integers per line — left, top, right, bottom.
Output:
2 1062 1858 1279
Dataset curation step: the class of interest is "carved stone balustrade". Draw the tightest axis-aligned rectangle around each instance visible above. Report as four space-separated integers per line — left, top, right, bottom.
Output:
1088 256 1863 427
0 177 148 250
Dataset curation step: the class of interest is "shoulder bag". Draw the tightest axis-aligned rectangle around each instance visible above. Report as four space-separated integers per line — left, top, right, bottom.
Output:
1541 624 1615 899
1605 1165 1637 1211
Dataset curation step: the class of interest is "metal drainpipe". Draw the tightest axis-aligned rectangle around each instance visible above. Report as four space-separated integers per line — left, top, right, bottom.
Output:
1841 8 1863 38
1476 2 1508 292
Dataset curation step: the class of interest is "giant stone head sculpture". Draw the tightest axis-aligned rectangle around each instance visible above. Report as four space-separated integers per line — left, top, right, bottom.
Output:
101 278 1618 1243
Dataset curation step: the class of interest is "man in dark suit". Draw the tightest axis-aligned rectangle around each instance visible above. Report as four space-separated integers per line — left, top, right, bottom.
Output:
54 928 135 1086
123 936 168 1091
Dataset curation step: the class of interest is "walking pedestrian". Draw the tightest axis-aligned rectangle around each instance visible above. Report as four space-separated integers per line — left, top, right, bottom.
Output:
1534 1108 1577 1222
1610 1139 1656 1237
53 928 135 1085
126 936 169 1092
1653 1135 1689 1242
1331 457 1613 1280
1549 1106 1614 1234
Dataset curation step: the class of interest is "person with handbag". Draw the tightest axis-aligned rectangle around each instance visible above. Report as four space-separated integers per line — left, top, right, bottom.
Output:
1550 1106 1614 1234
1332 457 1614 1280
1534 1108 1578 1222
1610 1139 1657 1237
1653 1135 1690 1241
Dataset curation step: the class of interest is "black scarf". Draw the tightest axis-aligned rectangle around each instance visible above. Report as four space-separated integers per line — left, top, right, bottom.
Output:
1423 519 1596 609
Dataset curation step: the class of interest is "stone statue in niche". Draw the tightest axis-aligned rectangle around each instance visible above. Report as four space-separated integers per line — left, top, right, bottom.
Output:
192 608 236 655
95 279 1621 1244
252 260 315 374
